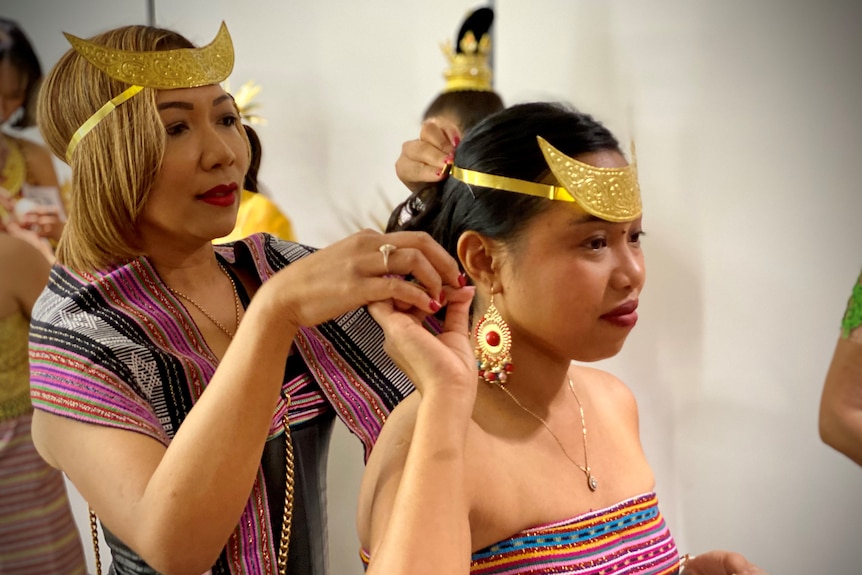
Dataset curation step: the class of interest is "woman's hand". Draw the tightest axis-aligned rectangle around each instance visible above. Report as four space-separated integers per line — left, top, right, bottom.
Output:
0 183 66 242
17 205 65 242
395 117 461 195
260 229 463 329
682 550 768 575
368 284 477 402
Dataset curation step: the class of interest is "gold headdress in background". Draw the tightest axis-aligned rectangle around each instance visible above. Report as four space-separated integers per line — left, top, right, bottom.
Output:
64 22 235 162
450 136 642 222
226 79 265 125
441 7 494 93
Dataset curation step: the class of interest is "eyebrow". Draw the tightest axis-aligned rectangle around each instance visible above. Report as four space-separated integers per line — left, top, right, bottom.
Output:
157 94 233 111
570 214 604 225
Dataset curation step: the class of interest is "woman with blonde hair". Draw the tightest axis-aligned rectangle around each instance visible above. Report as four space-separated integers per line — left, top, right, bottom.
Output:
31 22 461 574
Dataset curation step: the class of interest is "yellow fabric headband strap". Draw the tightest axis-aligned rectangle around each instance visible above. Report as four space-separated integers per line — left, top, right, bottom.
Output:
450 166 575 202
65 85 143 163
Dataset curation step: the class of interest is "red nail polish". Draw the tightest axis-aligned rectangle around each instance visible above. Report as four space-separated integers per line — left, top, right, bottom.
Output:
438 291 446 303
458 273 467 287
453 135 461 147
429 299 441 312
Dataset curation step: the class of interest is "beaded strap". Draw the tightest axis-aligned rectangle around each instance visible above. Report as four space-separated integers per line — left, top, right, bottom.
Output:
841 270 862 339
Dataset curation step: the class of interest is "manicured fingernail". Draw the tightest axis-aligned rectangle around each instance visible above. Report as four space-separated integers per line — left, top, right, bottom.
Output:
438 291 446 303
429 299 442 312
458 272 467 287
444 153 454 164
453 135 461 147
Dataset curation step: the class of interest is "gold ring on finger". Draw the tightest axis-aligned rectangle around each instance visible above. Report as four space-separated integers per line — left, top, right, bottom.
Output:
379 243 397 272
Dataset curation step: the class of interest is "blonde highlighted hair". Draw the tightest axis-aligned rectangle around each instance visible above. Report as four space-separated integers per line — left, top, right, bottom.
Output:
37 25 247 272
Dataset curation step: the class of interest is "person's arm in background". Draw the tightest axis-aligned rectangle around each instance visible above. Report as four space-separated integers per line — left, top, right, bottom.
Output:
16 139 66 244
819 270 862 465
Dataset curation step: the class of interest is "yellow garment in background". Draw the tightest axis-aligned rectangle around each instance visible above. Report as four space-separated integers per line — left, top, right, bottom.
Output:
215 189 295 243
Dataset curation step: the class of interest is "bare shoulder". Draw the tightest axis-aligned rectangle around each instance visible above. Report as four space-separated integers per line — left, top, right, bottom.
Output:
357 392 422 539
0 233 48 276
17 137 60 186
571 364 639 424
0 233 51 314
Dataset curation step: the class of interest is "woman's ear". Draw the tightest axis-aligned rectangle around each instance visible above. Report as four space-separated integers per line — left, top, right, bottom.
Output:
457 231 501 290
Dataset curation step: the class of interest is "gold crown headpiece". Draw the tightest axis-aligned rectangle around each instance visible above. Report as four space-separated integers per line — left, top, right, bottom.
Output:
441 7 494 93
64 22 235 163
450 136 642 222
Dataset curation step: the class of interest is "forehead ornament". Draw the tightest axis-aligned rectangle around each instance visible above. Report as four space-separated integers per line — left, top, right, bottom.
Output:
450 136 642 222
64 22 234 163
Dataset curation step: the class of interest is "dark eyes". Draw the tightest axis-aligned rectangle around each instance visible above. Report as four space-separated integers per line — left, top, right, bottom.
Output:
584 230 645 251
165 123 187 137
587 237 608 250
220 114 239 127
165 114 238 136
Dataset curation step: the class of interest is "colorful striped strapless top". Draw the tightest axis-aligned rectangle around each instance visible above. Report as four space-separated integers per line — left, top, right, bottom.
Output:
360 492 679 574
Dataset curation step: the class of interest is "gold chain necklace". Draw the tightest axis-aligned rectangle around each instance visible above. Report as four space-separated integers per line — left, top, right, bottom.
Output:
168 261 240 339
497 377 598 491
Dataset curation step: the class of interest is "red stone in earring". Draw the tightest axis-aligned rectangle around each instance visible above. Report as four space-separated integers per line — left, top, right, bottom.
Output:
474 294 513 384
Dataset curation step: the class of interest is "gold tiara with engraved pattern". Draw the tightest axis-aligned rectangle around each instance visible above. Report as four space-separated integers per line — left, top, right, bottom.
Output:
450 136 642 222
64 22 235 163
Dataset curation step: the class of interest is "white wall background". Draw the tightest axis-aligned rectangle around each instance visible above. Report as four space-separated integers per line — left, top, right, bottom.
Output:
4 1 862 573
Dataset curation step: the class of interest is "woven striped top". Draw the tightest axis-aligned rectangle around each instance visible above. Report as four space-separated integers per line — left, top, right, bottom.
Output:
29 233 417 575
361 492 679 574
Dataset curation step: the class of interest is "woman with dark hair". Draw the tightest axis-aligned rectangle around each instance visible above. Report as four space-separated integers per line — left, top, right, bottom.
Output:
0 17 41 129
0 17 65 245
357 102 766 575
0 18 86 575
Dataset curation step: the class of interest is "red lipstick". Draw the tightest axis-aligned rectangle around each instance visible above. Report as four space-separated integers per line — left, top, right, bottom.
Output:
197 182 238 207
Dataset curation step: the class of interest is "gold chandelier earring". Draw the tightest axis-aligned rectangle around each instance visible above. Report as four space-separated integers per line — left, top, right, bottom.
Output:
474 293 514 384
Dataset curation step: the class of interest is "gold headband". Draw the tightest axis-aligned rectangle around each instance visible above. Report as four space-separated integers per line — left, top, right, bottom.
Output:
450 136 642 222
64 22 235 163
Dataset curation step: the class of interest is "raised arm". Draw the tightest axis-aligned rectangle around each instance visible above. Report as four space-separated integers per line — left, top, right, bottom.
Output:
32 230 463 574
361 285 476 575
